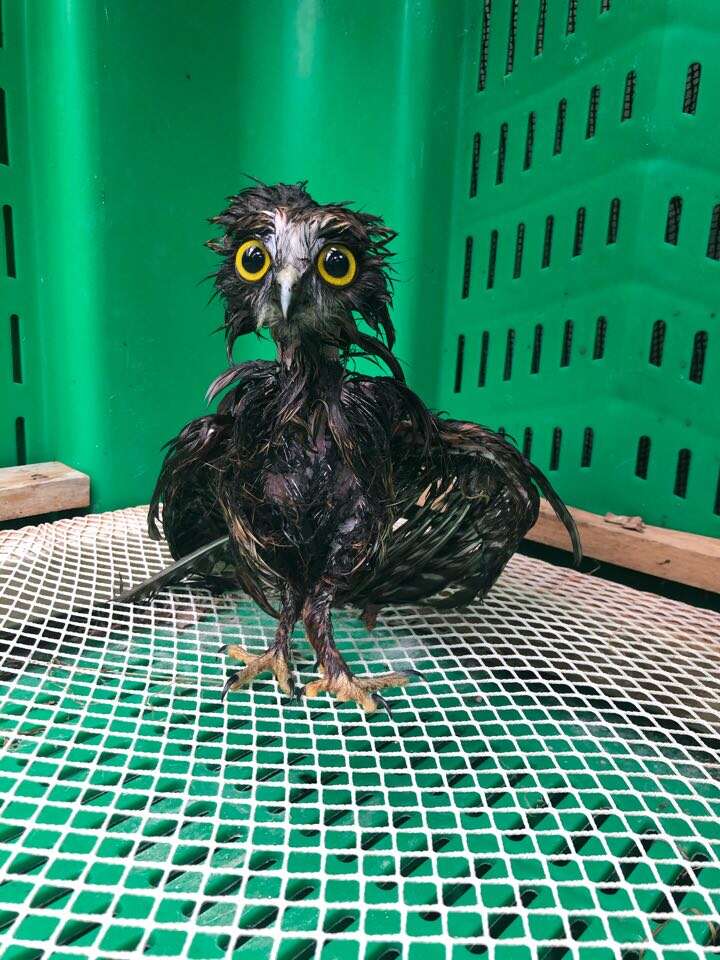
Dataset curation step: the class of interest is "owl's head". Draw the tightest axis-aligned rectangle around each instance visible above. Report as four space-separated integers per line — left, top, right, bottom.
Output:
208 181 400 374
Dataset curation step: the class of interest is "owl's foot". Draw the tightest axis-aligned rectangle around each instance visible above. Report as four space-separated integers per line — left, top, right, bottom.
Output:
220 643 295 698
302 665 420 714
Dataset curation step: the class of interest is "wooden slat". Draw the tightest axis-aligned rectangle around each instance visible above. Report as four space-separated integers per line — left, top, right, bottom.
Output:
0 462 90 521
527 499 720 593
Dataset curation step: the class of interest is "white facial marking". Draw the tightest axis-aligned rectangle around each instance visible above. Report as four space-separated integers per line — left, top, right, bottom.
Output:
272 208 312 269
276 264 301 319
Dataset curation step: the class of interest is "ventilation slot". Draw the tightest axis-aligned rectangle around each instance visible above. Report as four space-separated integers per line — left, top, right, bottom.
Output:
566 0 577 33
682 62 701 115
478 331 489 387
3 204 15 277
586 85 600 138
522 428 533 458
707 204 720 260
531 324 543 373
535 0 547 55
15 416 26 466
674 449 691 498
487 230 498 289
593 316 607 359
649 319 666 366
0 89 7 165
454 335 465 393
665 196 682 245
513 223 525 278
553 99 567 155
503 329 515 380
622 70 636 121
581 428 594 467
689 331 707 384
560 320 573 367
462 237 473 299
470 134 480 198
541 215 554 268
524 111 536 170
478 0 492 91
506 0 518 75
573 207 586 256
550 428 562 471
496 123 508 184
714 471 720 516
607 197 620 244
10 313 21 382
635 436 650 479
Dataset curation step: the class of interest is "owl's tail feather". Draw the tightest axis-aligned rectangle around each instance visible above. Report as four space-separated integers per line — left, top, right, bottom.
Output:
524 458 582 567
113 535 231 604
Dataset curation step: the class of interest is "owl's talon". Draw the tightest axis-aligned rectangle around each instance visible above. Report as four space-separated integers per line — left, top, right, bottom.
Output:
221 672 239 702
221 644 295 697
374 694 392 715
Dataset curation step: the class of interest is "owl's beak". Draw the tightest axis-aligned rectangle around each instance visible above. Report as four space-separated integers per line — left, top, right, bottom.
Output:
276 265 301 321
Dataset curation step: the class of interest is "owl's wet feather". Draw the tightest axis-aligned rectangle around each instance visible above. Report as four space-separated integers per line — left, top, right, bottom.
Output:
126 182 581 713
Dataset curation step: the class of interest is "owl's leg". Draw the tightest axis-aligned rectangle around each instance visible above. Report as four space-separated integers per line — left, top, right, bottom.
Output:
301 580 418 714
221 587 300 699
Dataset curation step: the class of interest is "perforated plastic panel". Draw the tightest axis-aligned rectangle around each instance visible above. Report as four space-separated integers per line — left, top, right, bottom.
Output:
441 0 720 537
1 508 719 959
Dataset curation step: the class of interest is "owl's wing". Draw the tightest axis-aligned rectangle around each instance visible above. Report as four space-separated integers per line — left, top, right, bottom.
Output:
116 409 278 616
344 415 581 610
147 414 232 555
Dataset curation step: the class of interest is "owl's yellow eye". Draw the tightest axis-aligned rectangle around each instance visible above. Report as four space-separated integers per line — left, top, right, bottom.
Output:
235 238 271 282
317 244 357 287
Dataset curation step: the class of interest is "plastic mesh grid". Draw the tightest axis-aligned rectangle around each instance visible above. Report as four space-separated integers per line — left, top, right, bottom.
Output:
1 508 719 960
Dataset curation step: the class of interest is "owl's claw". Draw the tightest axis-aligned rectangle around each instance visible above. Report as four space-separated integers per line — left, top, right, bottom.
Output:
220 643 296 698
221 673 238 702
374 693 392 715
301 669 418 714
287 686 305 705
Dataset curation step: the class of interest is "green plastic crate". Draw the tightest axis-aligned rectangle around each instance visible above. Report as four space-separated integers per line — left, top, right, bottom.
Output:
1 0 718 536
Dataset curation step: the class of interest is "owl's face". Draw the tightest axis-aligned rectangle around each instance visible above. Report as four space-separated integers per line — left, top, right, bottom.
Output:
209 182 396 359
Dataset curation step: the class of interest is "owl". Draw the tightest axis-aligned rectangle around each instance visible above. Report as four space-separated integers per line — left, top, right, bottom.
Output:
119 182 580 713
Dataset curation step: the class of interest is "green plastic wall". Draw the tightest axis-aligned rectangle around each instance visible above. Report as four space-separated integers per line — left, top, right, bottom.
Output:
1 0 719 537
439 0 720 537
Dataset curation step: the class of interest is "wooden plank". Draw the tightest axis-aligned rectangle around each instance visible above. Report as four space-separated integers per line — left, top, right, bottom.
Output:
0 462 90 521
527 499 720 593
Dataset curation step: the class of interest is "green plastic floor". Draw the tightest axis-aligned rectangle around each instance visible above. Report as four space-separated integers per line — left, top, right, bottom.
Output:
0 508 719 960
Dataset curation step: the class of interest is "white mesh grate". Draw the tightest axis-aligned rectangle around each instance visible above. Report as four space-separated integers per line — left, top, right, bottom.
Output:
0 507 719 960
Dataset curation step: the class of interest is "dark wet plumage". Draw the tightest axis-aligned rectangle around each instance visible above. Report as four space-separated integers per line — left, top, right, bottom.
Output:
120 182 581 712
